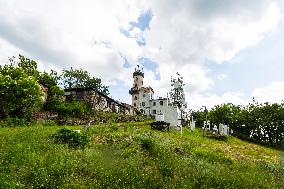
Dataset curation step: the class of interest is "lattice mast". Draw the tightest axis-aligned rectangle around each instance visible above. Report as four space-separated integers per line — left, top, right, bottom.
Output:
169 72 187 112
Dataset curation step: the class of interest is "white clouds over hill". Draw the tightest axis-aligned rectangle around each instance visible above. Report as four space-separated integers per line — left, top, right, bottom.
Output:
253 82 284 103
0 0 283 109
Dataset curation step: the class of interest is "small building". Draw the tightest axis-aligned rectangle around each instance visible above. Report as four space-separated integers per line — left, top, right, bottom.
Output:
65 88 137 116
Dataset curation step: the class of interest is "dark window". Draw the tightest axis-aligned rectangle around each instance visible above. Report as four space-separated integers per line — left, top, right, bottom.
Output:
76 91 84 99
141 81 143 85
153 102 156 106
142 102 145 107
135 77 138 81
160 101 163 106
143 93 146 97
134 103 136 107
135 84 137 88
134 96 138 100
153 110 156 114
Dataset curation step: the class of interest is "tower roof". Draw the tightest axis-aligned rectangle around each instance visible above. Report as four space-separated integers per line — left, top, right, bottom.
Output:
133 65 144 78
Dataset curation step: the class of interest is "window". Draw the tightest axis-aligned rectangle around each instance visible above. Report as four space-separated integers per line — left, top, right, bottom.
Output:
135 77 138 81
153 110 156 114
153 102 156 106
160 101 163 106
76 91 84 100
134 103 136 107
134 84 137 88
143 93 146 97
134 96 138 100
142 102 145 107
141 81 143 85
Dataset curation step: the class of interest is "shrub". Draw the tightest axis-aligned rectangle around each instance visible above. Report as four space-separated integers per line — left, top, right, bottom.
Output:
0 117 29 127
37 119 57 126
55 101 92 118
137 133 163 156
51 128 89 149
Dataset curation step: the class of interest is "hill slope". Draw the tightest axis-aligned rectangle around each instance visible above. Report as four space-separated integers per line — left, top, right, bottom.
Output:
0 122 283 188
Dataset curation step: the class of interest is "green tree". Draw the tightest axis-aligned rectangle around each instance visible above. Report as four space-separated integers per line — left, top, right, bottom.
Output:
55 67 109 95
17 54 40 78
0 61 44 118
191 109 207 128
39 72 65 111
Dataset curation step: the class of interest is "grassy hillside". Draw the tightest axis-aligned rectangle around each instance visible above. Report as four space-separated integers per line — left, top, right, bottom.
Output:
0 122 283 188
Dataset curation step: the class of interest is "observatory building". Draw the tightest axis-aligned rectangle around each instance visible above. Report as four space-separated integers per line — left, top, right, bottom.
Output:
129 66 187 126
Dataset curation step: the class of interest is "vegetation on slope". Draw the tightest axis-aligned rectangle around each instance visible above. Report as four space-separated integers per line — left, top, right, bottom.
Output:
0 122 283 188
192 102 284 147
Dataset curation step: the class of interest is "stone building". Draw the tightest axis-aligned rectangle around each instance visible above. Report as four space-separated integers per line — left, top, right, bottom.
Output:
129 66 187 126
65 88 137 116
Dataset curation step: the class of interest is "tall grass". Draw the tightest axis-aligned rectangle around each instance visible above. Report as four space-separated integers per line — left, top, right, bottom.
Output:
0 122 283 188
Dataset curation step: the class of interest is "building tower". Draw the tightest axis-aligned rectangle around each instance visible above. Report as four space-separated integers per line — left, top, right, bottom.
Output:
129 65 144 109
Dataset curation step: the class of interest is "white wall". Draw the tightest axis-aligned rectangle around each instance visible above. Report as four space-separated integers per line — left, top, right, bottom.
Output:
139 90 148 114
150 98 181 126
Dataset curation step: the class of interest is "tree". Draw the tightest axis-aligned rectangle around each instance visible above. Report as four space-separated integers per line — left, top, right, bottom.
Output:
55 67 109 95
0 58 44 118
39 72 65 111
17 54 40 78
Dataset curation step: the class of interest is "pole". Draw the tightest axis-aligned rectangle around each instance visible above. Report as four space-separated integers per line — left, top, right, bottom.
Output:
202 106 207 139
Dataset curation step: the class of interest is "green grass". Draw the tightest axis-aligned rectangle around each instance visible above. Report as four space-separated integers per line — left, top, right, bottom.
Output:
0 122 283 188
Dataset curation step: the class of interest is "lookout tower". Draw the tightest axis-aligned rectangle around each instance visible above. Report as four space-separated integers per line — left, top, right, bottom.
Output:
132 65 144 90
129 65 154 112
129 65 144 109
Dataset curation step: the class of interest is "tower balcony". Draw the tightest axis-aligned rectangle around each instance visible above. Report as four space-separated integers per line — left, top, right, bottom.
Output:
129 87 139 95
133 70 144 78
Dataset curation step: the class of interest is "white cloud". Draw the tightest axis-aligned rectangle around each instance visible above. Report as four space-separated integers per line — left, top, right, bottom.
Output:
141 0 282 107
0 38 22 64
0 0 144 81
252 82 284 103
188 92 246 110
0 0 282 107
217 74 227 81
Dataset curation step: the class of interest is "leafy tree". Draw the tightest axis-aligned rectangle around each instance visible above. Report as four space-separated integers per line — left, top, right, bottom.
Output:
17 54 40 78
191 109 207 128
195 101 284 147
0 58 44 118
54 67 109 95
39 72 65 111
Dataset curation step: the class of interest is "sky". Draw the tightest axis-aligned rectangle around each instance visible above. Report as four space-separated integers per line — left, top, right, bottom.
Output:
0 0 284 110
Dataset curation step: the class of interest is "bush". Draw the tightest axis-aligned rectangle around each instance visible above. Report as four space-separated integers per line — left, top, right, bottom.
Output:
51 128 89 149
0 55 45 119
0 117 29 127
35 119 57 126
55 101 92 118
137 133 162 156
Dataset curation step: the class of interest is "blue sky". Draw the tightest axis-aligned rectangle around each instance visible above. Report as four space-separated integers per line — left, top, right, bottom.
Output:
0 0 284 109
206 20 284 99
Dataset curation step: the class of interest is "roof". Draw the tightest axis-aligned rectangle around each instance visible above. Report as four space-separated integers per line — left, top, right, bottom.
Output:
141 87 154 93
